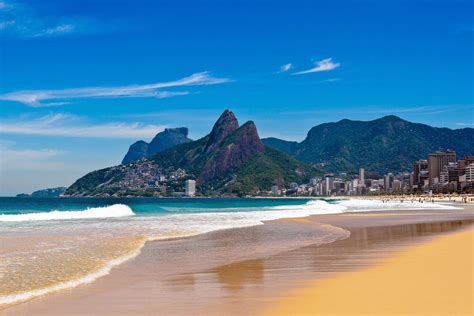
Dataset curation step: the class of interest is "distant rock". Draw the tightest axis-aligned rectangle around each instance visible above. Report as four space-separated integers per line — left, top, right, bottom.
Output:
16 187 67 198
122 128 192 164
148 127 192 156
122 141 149 164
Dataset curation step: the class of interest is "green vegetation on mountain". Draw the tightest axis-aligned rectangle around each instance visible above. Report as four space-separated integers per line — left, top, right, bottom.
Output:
224 146 314 195
16 187 67 198
262 115 474 175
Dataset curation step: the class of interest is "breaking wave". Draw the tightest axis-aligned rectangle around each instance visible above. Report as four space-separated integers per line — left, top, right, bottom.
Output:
0 204 135 222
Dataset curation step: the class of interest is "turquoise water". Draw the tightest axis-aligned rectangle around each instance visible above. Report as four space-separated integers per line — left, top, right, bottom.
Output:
0 197 313 216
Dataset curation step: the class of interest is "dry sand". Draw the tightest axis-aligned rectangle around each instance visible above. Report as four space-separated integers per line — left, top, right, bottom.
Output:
264 227 473 315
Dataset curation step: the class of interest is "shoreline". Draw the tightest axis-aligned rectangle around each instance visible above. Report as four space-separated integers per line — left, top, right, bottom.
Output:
2 205 473 315
11 193 474 204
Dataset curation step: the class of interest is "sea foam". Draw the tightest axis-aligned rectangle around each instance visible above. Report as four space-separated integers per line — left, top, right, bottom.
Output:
0 247 142 306
0 204 135 222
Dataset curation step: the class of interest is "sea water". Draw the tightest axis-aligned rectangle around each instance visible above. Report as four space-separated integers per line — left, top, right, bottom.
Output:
0 197 459 305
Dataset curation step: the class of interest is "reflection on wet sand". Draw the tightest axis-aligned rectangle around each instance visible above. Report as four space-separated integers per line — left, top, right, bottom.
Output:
214 259 265 292
191 218 474 300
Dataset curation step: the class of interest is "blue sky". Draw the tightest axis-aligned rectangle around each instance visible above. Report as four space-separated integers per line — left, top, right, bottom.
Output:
0 0 473 195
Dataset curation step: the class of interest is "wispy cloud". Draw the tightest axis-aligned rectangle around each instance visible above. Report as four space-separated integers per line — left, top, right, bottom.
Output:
0 141 66 171
321 78 340 83
293 58 340 75
0 72 230 107
32 23 75 37
0 19 14 30
455 122 474 127
0 1 88 38
365 105 454 115
278 63 293 73
0 113 168 139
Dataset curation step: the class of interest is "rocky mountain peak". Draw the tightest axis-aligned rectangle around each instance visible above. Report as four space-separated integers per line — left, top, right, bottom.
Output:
122 140 149 164
163 127 189 136
206 109 239 150
122 127 191 164
198 120 264 184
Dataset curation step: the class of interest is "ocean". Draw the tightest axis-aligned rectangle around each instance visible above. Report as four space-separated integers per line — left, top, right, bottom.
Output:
0 197 458 306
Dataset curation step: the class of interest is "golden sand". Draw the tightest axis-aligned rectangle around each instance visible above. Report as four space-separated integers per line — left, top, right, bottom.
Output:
264 228 474 315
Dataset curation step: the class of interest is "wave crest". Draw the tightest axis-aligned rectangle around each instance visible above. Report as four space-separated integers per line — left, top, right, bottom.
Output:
0 204 135 222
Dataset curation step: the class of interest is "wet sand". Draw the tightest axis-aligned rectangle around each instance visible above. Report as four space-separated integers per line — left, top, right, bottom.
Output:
2 207 474 315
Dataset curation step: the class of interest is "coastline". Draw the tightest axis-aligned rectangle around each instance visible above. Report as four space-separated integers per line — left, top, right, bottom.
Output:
2 204 473 315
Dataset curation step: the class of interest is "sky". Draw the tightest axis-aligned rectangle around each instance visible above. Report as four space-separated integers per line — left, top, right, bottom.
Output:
0 0 473 195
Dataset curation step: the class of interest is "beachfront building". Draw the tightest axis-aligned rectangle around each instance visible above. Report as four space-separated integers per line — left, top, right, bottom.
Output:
392 179 401 192
185 179 196 197
359 168 365 185
412 159 428 189
466 163 474 188
384 173 394 191
428 150 456 186
324 174 334 195
271 185 280 196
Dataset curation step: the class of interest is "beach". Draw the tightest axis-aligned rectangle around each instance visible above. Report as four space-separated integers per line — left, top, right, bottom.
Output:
266 226 473 315
351 193 474 204
1 199 473 315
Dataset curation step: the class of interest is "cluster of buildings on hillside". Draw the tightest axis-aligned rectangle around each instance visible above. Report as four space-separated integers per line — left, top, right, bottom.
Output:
269 150 474 196
106 160 192 195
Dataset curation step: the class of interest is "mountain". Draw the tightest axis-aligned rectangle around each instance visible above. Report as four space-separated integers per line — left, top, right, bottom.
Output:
65 110 314 196
16 187 66 198
262 115 474 175
122 127 191 164
122 141 149 164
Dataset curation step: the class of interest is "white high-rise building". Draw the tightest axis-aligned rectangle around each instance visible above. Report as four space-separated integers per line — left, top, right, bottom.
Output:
466 163 474 183
185 180 196 197
359 168 365 185
271 185 279 196
324 174 334 196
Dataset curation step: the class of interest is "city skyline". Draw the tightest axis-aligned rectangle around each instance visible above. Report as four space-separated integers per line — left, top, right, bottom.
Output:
1 0 473 195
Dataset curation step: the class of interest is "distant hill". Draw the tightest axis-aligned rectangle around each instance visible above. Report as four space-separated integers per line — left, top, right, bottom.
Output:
16 187 66 198
66 110 314 196
262 115 474 175
122 127 192 164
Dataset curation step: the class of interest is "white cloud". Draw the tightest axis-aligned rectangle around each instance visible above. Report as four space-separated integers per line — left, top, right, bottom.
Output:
279 63 293 72
32 23 75 37
455 122 474 127
0 72 230 106
0 113 168 139
0 20 15 30
0 1 88 38
293 58 340 75
321 78 340 83
0 142 66 171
